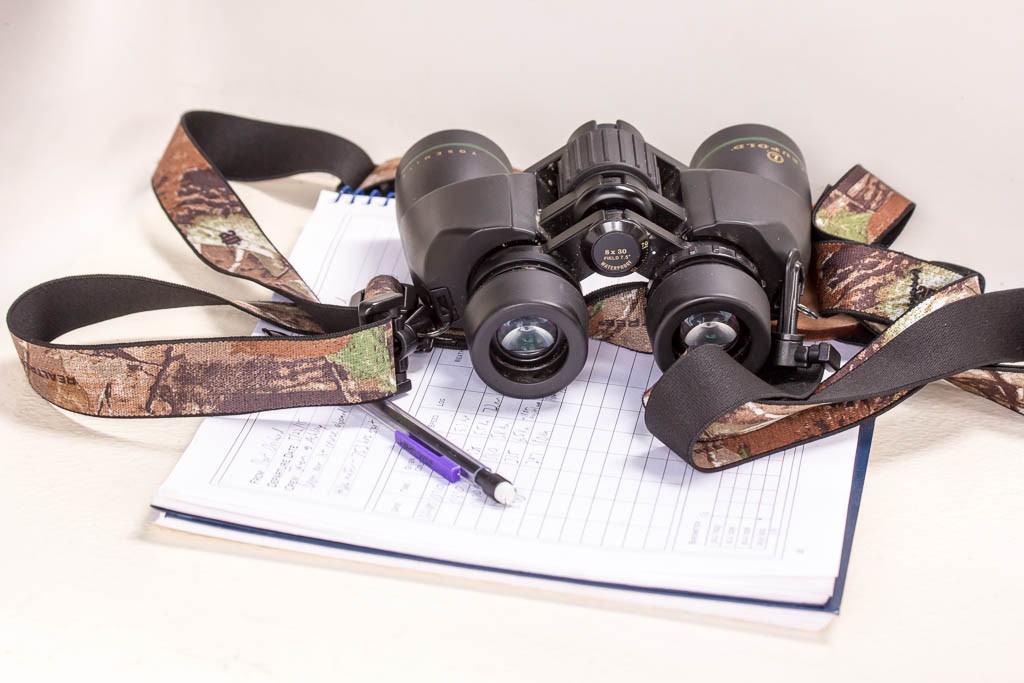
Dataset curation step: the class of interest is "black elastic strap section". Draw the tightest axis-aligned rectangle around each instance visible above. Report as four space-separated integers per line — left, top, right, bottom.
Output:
291 296 363 332
815 290 1023 400
645 288 1024 464
182 111 376 186
7 276 234 343
6 274 363 345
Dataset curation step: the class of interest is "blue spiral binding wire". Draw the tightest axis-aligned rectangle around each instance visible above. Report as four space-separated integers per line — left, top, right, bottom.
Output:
335 186 396 207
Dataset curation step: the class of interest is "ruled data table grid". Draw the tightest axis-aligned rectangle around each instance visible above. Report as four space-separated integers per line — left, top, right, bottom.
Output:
175 193 857 582
201 196 801 558
356 340 798 556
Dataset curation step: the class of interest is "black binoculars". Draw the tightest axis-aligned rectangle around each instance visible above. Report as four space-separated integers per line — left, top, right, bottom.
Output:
394 121 838 398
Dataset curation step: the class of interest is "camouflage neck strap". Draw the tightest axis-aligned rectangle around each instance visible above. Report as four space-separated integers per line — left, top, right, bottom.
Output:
8 112 402 417
7 112 1023 471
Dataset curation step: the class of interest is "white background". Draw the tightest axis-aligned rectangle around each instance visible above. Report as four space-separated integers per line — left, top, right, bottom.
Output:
2 1 1022 681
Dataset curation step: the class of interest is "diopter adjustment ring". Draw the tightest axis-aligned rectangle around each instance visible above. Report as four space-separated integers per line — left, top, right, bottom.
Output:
653 241 760 288
558 121 661 194
467 244 577 295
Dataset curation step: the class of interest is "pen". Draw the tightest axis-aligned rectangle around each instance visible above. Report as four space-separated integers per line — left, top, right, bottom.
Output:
361 399 517 505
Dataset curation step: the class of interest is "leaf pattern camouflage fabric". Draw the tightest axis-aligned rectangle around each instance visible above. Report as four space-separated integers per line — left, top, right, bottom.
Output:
586 284 652 353
815 241 966 323
947 368 1024 414
230 300 326 334
11 322 396 417
813 164 914 244
152 123 319 303
943 367 1024 415
362 274 405 301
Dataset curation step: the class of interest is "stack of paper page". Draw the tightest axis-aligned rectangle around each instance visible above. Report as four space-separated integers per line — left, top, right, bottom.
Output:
152 190 870 630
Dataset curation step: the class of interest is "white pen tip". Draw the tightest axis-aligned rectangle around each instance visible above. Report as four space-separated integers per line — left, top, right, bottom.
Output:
494 482 516 505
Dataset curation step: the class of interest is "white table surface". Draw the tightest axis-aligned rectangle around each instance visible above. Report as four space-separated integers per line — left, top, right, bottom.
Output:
2 1 1022 680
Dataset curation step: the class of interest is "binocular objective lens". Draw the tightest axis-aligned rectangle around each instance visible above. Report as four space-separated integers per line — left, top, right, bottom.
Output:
495 316 559 359
679 311 742 350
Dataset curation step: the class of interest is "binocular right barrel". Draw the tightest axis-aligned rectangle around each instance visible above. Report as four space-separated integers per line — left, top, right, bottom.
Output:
690 123 810 202
643 123 811 373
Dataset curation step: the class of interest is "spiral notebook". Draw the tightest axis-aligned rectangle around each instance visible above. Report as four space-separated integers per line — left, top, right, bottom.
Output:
151 188 871 630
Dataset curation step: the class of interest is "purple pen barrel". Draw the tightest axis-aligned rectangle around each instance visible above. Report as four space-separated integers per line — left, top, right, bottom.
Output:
395 431 462 483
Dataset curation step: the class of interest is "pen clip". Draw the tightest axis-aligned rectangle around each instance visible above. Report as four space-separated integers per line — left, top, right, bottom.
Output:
395 431 462 483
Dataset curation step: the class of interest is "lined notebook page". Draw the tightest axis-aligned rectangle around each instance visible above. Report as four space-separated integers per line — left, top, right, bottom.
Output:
154 191 860 601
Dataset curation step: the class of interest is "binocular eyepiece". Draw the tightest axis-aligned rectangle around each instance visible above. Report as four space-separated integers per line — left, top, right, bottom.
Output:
395 120 823 398
462 247 589 398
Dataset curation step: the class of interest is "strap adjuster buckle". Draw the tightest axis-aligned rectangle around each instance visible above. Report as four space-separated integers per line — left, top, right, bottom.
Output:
350 281 439 394
352 283 420 326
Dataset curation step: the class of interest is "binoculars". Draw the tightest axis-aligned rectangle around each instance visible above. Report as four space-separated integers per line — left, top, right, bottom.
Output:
394 121 838 398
